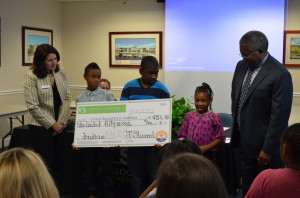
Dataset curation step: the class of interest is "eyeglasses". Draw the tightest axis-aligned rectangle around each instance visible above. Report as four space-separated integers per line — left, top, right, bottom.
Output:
239 51 256 58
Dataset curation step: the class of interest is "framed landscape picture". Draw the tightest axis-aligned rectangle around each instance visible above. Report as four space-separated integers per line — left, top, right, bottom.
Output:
283 30 300 67
109 31 162 68
22 26 53 66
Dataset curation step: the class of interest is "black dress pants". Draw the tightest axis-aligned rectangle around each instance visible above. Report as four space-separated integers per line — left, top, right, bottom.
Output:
239 148 283 196
82 147 116 198
9 124 66 192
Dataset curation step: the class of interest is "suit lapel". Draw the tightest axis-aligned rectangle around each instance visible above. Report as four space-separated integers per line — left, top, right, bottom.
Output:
242 56 271 105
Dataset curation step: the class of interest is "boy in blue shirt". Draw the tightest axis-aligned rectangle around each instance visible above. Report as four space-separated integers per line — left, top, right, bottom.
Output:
76 62 115 198
120 56 170 198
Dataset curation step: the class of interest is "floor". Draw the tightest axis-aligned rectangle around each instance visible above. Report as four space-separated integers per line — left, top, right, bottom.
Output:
229 189 243 198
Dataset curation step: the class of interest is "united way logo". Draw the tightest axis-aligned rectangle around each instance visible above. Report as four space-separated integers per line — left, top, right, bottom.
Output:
155 131 168 142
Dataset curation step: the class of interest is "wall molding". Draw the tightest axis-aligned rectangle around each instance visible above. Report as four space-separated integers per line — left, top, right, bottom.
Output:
294 92 300 97
69 85 124 91
0 89 24 96
0 88 299 96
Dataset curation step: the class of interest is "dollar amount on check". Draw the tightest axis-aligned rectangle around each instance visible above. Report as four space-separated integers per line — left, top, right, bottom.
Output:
73 99 172 147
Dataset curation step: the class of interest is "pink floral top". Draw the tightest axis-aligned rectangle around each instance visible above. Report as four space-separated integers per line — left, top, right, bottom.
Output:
178 112 225 149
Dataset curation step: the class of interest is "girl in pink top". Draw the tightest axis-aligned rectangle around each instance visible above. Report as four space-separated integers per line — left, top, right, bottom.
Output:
178 82 226 160
246 123 300 198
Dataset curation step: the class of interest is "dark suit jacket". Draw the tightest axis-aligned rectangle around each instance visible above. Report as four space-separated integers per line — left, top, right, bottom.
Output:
231 55 293 160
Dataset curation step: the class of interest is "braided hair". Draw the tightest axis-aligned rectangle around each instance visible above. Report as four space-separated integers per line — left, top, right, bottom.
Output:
195 82 214 111
281 123 300 164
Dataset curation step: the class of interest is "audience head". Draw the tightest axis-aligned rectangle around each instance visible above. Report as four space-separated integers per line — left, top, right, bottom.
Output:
280 123 300 166
0 147 59 198
32 44 60 78
239 31 268 68
139 56 159 86
84 62 101 91
100 78 111 91
158 138 202 165
156 153 228 198
194 82 214 112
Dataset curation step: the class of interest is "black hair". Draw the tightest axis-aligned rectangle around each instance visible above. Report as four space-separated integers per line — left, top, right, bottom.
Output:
84 62 101 74
158 138 202 165
240 30 268 52
281 123 300 164
140 56 159 70
195 82 214 111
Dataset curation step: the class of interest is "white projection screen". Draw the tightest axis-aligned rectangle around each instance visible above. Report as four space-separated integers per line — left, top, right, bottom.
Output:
165 0 286 113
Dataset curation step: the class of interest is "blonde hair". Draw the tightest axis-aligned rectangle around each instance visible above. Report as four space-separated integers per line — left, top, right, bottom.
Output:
0 148 59 198
100 78 111 89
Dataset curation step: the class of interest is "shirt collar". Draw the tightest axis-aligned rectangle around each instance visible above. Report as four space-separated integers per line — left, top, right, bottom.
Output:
86 87 101 96
249 52 268 72
257 52 269 68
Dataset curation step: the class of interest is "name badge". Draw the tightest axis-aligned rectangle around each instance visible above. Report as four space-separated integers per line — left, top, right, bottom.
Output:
41 85 51 90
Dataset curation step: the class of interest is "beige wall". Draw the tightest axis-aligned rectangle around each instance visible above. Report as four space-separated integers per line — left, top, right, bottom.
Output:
0 0 62 138
286 0 300 124
0 0 299 139
0 0 164 139
61 0 165 100
0 0 62 92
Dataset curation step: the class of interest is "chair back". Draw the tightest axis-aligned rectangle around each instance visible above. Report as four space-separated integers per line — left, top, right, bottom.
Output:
217 113 233 127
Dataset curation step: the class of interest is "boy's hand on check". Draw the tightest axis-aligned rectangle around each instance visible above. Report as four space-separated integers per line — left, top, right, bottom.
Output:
71 143 80 150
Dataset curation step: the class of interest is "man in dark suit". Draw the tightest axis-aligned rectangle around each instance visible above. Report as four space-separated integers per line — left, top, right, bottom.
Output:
231 31 293 196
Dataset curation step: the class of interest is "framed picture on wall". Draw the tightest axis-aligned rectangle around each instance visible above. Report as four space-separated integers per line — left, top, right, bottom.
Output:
283 30 300 67
109 31 162 68
22 26 53 66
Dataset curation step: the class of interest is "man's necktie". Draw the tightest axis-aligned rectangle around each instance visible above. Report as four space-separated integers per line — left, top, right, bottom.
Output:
237 68 254 127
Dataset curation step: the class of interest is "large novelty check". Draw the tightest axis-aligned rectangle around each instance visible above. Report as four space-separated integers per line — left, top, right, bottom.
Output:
73 99 172 147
